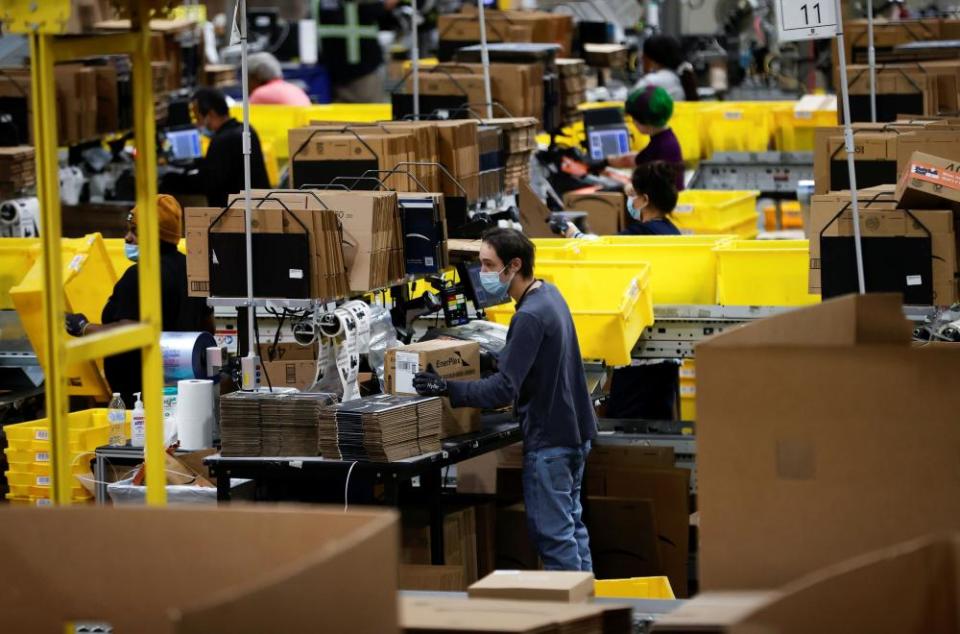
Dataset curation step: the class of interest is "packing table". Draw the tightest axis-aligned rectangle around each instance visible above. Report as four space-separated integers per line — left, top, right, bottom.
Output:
203 412 521 564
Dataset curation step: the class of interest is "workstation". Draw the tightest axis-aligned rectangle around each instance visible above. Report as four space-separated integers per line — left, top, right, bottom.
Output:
2 0 960 632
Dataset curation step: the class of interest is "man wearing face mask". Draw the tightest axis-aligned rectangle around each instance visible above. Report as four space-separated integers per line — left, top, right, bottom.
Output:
191 87 270 207
412 228 598 572
64 195 214 404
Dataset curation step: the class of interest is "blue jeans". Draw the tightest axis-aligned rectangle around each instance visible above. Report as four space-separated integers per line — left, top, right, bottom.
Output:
522 440 592 571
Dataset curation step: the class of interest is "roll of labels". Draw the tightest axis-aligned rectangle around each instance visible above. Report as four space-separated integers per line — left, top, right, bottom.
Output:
292 300 373 402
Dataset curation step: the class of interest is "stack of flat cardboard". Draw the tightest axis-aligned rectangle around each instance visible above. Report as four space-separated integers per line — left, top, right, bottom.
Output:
468 571 595 603
809 183 959 305
437 7 573 59
583 44 628 69
204 64 239 89
398 193 450 275
484 118 538 194
219 391 263 457
427 63 546 122
557 59 587 126
55 63 98 145
385 340 482 439
97 19 197 91
845 60 960 122
317 394 442 461
0 147 35 194
186 200 350 299
478 126 504 200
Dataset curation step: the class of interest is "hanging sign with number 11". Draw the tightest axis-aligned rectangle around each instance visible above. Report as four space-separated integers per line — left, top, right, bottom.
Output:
776 0 839 42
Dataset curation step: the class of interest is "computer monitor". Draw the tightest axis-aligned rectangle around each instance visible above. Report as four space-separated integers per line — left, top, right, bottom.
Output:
165 128 202 161
464 262 511 310
587 126 630 160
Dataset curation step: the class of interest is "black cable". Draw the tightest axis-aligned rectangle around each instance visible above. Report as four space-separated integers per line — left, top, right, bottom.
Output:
252 306 273 392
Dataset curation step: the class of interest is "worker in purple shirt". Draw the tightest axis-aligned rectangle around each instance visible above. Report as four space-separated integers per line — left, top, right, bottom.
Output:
589 85 685 192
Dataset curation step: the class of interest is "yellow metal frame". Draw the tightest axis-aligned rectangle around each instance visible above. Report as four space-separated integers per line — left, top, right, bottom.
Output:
19 7 167 505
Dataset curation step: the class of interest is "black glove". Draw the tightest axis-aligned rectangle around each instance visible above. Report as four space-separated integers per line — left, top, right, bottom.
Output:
413 364 448 397
586 158 609 174
65 312 90 337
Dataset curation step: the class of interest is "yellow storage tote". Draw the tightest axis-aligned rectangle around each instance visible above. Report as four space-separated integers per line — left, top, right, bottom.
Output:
0 237 39 309
4 409 112 454
571 235 734 305
714 239 821 306
594 576 675 600
701 102 790 157
10 234 118 399
774 96 838 152
672 190 759 238
228 104 303 161
484 261 654 366
531 237 584 261
668 101 705 161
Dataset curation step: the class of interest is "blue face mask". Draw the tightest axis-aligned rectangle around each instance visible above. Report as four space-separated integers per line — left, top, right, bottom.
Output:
479 266 511 298
627 197 643 220
124 243 139 262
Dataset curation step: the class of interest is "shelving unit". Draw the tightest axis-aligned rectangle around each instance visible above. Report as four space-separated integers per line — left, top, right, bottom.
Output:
3 1 167 505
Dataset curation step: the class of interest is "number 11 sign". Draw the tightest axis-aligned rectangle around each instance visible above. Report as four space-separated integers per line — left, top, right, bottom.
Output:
776 0 839 42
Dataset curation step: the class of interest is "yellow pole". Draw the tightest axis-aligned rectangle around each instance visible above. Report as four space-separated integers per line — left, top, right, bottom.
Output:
131 11 166 505
30 32 72 506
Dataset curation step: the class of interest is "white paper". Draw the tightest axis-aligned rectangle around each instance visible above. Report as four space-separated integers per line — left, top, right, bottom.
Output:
906 275 923 287
775 0 839 42
334 308 360 401
395 351 420 395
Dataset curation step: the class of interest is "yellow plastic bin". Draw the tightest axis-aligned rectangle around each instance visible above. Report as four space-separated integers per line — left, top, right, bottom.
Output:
532 238 585 261
571 235 734 305
672 190 760 238
669 101 705 162
0 238 39 310
678 358 696 421
4 408 112 454
701 102 788 156
774 98 838 152
594 576 675 600
714 239 821 306
10 234 118 400
485 261 654 366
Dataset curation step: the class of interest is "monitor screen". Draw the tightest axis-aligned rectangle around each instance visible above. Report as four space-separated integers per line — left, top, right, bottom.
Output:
465 263 510 309
166 129 202 160
587 127 630 160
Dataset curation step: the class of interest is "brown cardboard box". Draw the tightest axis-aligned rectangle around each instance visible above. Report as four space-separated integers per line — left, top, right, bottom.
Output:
93 64 119 134
385 340 481 438
401 506 478 586
519 182 555 238
468 571 595 603
400 596 609 633
726 534 960 634
433 63 546 121
586 497 661 582
846 60 960 121
399 565 466 592
436 120 481 201
288 127 418 192
0 505 399 633
497 503 540 570
896 150 960 208
258 342 319 391
563 191 625 235
808 187 959 304
696 293 960 590
812 125 960 194
184 207 221 297
650 592 782 633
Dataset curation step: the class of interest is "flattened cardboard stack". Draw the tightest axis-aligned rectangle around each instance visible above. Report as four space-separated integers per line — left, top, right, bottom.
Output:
583 44 628 69
428 63 546 122
400 596 623 634
398 193 450 275
204 63 239 89
557 59 587 126
478 126 504 200
845 60 960 123
318 394 443 462
484 118 538 194
0 147 35 194
220 391 338 457
437 7 573 59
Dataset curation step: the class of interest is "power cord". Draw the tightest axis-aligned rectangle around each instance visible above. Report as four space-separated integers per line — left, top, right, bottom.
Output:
344 460 359 511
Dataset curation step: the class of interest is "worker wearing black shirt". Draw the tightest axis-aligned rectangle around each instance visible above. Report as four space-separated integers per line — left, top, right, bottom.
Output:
413 228 598 571
192 87 270 207
65 195 214 404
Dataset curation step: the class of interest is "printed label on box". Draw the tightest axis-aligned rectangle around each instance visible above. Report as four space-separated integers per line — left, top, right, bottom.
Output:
674 204 694 214
906 275 923 287
35 429 49 441
909 162 960 191
36 475 50 486
394 351 420 394
289 268 304 279
35 451 50 462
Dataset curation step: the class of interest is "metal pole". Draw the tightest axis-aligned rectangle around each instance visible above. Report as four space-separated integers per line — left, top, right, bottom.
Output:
835 1 867 294
867 0 876 122
412 0 420 117
477 0 494 119
239 0 260 387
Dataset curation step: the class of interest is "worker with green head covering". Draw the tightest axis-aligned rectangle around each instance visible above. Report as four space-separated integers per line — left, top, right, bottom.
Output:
588 85 684 191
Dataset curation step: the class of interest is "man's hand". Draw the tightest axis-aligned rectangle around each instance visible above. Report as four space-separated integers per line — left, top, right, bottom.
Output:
65 313 90 337
586 157 609 174
413 364 448 397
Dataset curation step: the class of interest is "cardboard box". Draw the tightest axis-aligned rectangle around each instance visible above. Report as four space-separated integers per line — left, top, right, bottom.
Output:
184 207 221 297
563 191 625 235
650 592 782 633
896 150 960 208
259 341 318 391
288 127 418 192
399 565 466 592
696 294 960 590
808 187 959 304
93 63 119 134
813 125 960 194
401 506 478 586
400 596 609 634
519 182 555 238
496 503 540 570
845 61 960 122
0 505 399 633
385 340 481 438
433 63 546 121
468 571 595 603
725 534 960 634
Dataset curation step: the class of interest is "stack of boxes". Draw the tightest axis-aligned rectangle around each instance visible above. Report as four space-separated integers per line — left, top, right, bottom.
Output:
0 147 35 196
557 58 588 126
484 117 538 194
437 7 573 61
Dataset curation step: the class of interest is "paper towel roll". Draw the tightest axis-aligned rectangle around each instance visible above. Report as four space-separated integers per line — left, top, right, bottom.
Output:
176 379 215 450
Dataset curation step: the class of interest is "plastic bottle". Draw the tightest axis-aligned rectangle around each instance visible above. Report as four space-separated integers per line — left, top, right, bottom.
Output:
131 392 146 448
107 392 126 446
